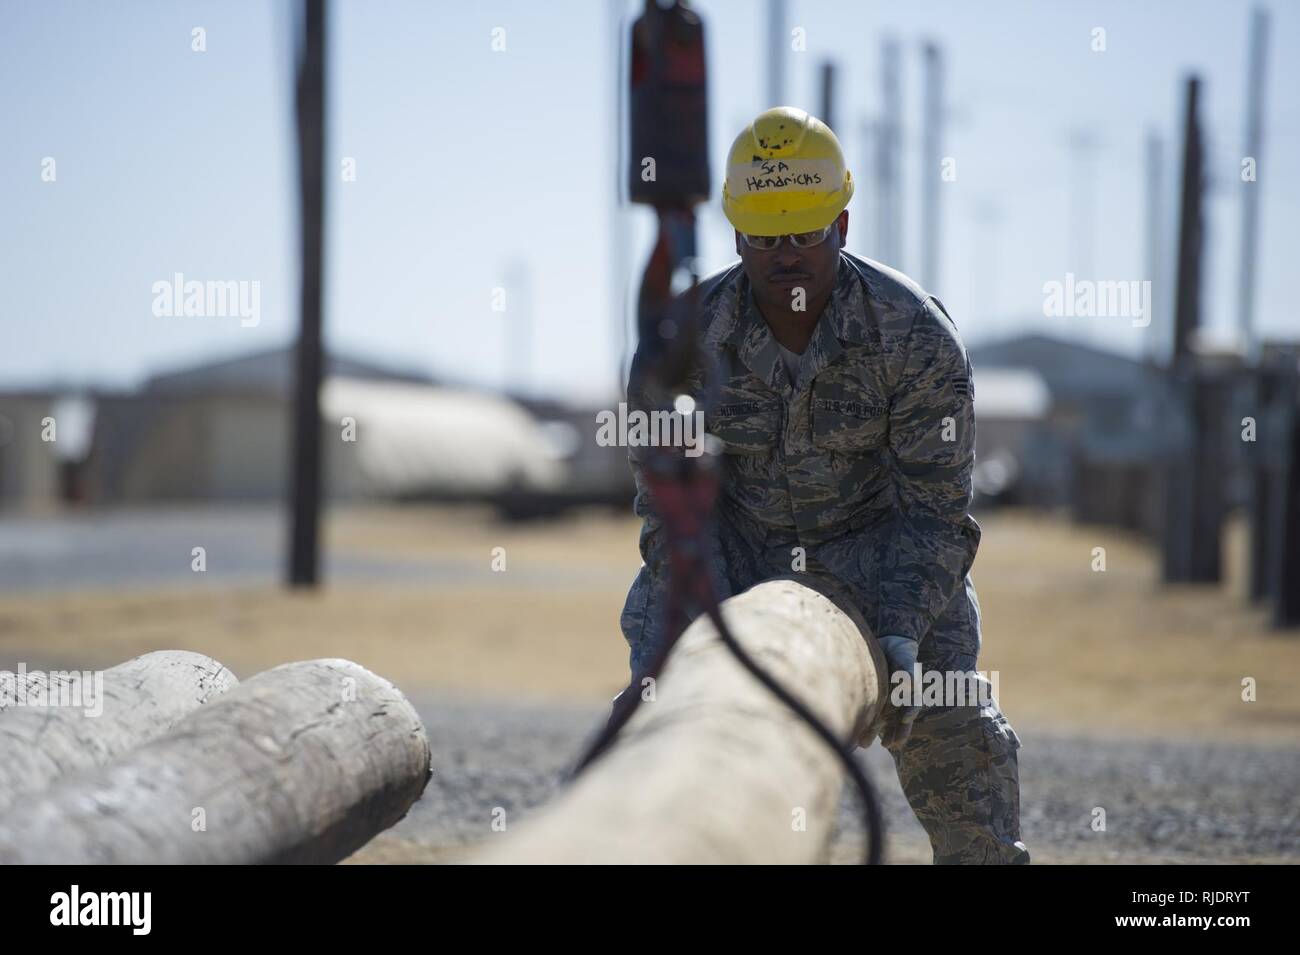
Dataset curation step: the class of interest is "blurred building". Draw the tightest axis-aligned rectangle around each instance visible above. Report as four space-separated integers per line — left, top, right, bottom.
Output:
0 392 95 512
0 392 61 511
969 333 1174 525
968 368 1051 505
10 333 1206 527
510 395 636 518
82 347 573 509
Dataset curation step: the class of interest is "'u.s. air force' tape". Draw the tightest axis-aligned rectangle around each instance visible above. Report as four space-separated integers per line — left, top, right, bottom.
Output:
726 158 842 195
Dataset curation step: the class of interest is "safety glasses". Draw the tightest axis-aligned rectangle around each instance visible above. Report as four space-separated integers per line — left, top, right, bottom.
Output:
739 221 836 250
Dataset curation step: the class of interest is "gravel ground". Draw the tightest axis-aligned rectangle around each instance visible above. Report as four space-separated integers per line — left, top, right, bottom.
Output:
348 697 1300 865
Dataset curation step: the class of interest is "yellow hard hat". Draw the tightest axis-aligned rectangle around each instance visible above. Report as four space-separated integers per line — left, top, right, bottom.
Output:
722 106 854 236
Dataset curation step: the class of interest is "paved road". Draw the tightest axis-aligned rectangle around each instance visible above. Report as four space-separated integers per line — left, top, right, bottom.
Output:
370 697 1300 864
0 507 625 593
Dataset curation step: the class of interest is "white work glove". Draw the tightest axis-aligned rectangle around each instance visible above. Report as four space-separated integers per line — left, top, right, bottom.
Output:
877 634 920 752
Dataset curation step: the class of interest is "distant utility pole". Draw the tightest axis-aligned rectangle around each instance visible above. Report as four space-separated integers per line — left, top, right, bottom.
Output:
503 260 533 397
819 60 836 132
969 198 1004 334
1236 6 1270 363
1067 127 1100 283
287 0 327 589
874 38 902 268
919 41 944 293
854 115 874 254
766 0 786 107
1163 74 1223 587
1144 129 1165 364
1171 77 1204 364
610 0 630 389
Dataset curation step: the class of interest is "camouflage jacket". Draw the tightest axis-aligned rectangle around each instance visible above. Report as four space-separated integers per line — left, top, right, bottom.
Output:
619 250 982 676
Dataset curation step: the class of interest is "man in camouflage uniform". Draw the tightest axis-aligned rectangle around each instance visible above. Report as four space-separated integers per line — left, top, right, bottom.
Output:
618 108 1030 864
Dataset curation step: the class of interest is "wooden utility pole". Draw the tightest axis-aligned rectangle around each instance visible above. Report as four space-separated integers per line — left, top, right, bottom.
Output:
0 660 430 864
766 0 786 108
610 0 632 387
288 0 327 587
875 38 902 267
503 260 533 396
1162 75 1226 586
1170 77 1203 365
1248 362 1276 603
0 652 237 814
1144 130 1164 363
1272 363 1300 627
819 60 836 132
919 42 944 292
474 580 888 864
1236 7 1269 362
1067 128 1100 286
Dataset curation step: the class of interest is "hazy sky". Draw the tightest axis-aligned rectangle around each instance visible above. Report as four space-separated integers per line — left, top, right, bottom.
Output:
3 0 1296 402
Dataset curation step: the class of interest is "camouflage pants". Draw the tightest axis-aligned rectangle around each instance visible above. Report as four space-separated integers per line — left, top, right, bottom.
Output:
619 508 1029 864
882 656 1031 865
